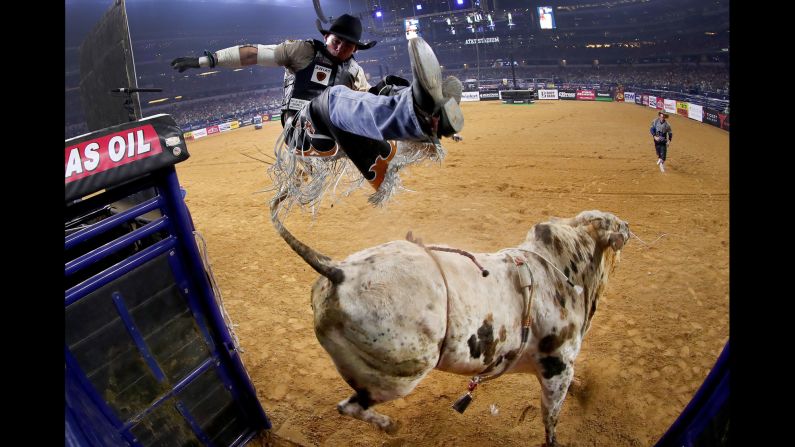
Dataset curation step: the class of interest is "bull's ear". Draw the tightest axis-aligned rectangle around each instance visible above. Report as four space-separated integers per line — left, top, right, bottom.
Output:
608 232 625 251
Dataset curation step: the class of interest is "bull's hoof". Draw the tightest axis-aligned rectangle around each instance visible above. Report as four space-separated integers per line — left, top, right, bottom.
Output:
383 419 401 435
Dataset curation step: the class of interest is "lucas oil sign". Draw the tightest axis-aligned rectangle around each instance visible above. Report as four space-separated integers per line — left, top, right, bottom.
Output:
64 114 189 202
65 124 162 183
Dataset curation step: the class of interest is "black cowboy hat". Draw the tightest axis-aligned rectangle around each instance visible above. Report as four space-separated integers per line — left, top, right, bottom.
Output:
658 111 669 117
316 14 377 50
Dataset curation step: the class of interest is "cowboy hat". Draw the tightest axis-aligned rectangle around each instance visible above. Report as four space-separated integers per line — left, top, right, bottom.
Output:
316 14 377 50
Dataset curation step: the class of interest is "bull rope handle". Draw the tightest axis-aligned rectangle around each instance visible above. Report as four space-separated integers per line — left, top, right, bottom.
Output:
427 246 489 277
406 231 489 277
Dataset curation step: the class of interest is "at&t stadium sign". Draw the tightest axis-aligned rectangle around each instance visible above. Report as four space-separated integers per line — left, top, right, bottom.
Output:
465 37 500 45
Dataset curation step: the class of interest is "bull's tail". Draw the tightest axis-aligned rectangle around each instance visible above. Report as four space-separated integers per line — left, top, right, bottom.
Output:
270 193 345 284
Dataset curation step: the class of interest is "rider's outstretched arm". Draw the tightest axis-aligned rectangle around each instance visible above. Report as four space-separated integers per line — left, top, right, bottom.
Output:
171 41 314 72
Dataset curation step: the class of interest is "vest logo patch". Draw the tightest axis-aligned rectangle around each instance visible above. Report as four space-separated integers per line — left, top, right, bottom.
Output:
311 65 332 86
289 98 310 111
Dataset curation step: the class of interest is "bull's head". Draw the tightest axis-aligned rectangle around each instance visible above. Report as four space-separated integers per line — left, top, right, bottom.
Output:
573 210 630 252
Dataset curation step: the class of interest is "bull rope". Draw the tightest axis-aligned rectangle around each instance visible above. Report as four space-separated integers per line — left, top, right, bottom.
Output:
405 231 454 370
451 252 536 413
405 233 536 414
517 248 584 295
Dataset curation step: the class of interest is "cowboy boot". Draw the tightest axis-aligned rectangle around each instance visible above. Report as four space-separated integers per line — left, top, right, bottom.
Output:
408 38 464 139
442 75 463 105
286 106 338 157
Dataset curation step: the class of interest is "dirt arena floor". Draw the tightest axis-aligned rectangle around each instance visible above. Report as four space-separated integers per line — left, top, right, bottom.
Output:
176 100 729 447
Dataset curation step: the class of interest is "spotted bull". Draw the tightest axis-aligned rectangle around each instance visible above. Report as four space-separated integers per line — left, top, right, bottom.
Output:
271 209 629 446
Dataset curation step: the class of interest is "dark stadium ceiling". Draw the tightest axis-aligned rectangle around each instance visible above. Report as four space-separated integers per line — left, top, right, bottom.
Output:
354 0 728 46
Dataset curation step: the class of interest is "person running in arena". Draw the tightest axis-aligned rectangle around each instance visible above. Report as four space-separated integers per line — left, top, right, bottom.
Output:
170 14 463 196
650 110 673 173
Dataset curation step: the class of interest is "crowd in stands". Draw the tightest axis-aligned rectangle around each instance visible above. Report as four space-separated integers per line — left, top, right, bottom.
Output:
144 89 284 131
449 64 729 97
65 63 728 140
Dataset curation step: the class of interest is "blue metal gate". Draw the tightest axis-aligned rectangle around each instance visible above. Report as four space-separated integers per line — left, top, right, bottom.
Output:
65 115 270 446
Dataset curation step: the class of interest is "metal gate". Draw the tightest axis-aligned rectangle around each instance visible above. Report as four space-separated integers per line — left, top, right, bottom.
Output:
65 114 270 446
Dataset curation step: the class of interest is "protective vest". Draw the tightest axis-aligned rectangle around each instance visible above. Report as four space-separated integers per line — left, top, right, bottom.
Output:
281 40 359 114
651 119 671 140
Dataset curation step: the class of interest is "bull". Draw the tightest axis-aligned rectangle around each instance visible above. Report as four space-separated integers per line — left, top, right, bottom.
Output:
271 205 629 446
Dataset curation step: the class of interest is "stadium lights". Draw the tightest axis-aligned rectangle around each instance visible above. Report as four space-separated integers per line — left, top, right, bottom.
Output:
174 96 182 100
233 68 244 72
198 71 220 76
375 10 382 18
416 4 422 10
148 98 169 104
457 0 463 5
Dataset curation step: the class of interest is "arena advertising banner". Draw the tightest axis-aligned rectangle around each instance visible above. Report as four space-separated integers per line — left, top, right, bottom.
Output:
207 125 220 135
461 91 481 102
647 96 656 108
664 99 677 115
576 89 596 101
230 120 240 129
719 113 729 131
270 113 281 121
642 95 649 106
65 114 189 202
192 128 208 139
218 122 233 132
479 89 500 101
687 103 703 122
625 92 636 103
537 89 559 100
635 94 642 105
65 124 163 185
183 131 193 140
558 90 577 100
676 101 689 117
595 92 613 102
656 97 664 109
703 108 721 127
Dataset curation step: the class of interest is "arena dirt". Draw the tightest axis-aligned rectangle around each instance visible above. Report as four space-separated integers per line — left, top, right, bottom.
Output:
176 100 729 447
